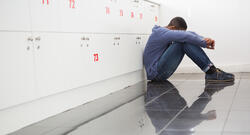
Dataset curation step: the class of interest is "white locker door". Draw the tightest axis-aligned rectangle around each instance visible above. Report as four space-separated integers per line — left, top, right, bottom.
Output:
81 34 139 83
98 34 143 78
29 0 62 31
0 32 35 109
137 1 150 34
127 0 142 33
122 35 144 71
101 34 125 77
0 0 31 31
60 0 93 32
33 33 84 97
84 34 114 82
141 35 150 49
89 0 117 33
78 34 105 85
143 1 160 33
60 0 116 33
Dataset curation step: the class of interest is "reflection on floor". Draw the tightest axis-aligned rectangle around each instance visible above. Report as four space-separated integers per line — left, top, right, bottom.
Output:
10 73 250 135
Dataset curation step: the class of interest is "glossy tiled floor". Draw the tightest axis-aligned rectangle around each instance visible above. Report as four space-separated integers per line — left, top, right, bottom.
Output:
10 73 250 135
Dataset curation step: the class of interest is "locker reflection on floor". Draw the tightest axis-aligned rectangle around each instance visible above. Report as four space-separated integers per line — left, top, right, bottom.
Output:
10 73 250 135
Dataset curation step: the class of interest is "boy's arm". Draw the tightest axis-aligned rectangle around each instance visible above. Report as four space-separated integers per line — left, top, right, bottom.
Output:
188 31 215 49
162 30 207 48
187 31 204 40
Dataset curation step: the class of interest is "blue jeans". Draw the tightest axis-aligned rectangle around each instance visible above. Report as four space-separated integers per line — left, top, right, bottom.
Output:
155 43 213 80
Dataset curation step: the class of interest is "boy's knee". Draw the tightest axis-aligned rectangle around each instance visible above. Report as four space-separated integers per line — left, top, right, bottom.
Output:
170 42 184 50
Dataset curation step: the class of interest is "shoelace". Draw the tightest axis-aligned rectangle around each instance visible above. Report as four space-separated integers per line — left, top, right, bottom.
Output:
216 68 224 73
216 68 224 79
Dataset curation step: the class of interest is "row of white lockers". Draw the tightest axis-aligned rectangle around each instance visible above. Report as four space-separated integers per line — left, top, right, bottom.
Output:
0 0 159 110
0 0 159 34
0 32 149 110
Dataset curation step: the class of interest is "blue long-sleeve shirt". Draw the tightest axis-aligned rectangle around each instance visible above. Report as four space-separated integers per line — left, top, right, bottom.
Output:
143 25 207 80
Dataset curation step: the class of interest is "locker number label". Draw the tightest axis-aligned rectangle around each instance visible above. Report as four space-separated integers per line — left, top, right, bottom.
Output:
140 13 143 20
42 0 49 5
69 0 75 8
120 9 124 16
155 16 158 22
94 53 99 62
131 12 134 18
106 7 110 14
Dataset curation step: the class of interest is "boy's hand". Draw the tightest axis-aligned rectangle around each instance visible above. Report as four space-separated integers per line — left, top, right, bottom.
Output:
204 38 215 49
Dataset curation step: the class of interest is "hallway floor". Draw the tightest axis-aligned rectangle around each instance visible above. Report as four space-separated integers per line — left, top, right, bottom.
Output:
10 73 250 135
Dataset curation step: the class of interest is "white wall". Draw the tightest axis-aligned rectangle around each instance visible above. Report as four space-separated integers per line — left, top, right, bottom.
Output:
159 0 250 73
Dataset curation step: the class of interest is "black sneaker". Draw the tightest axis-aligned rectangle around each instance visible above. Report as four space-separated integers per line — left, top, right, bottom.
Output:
205 68 235 83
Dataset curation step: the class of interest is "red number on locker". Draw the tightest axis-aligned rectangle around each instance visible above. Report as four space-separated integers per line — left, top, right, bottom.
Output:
42 0 49 5
155 16 158 22
106 7 110 14
131 12 134 18
94 53 99 62
69 0 75 8
140 13 143 20
120 9 124 16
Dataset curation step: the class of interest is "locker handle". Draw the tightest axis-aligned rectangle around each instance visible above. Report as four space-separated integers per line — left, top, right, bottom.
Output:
133 0 139 3
114 37 120 40
81 37 90 40
27 37 33 41
35 37 41 41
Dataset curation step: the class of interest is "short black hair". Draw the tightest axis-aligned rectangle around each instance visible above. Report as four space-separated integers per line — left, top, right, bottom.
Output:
168 17 187 30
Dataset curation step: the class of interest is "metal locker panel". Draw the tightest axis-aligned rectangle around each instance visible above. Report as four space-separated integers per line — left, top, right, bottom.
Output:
79 34 111 84
99 34 144 78
84 34 117 81
29 0 63 31
102 34 127 76
136 1 154 34
80 34 143 84
0 32 35 109
33 33 84 97
55 0 159 33
121 35 144 71
0 0 31 31
60 0 97 33
101 0 130 33
143 1 160 33
60 0 122 33
105 0 127 33
104 0 142 34
108 0 137 34
129 0 145 33
89 0 120 33
135 1 148 34
140 35 150 49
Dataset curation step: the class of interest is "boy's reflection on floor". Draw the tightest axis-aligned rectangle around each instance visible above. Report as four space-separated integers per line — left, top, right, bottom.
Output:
145 80 234 135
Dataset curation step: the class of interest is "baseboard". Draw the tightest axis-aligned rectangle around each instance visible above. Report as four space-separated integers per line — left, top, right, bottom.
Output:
0 70 145 135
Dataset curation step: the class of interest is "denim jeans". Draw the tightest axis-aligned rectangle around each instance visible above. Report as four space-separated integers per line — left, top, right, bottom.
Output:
155 43 213 80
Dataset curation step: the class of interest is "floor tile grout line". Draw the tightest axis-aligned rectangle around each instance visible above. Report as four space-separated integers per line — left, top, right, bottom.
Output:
221 73 242 135
154 74 194 134
145 76 190 106
156 106 188 135
144 88 175 106
144 80 187 106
